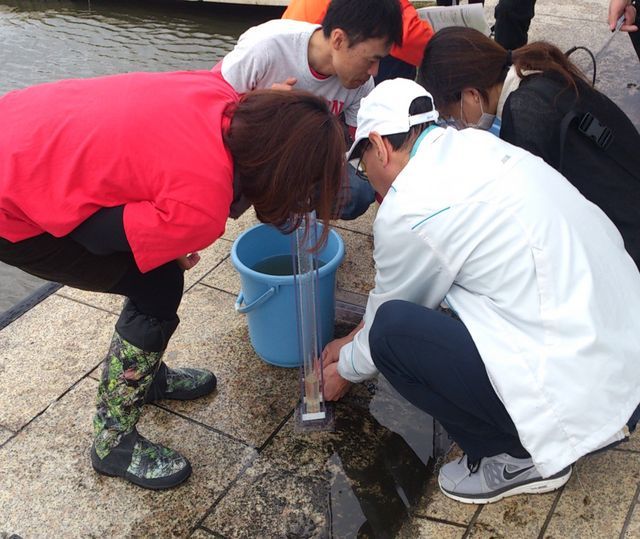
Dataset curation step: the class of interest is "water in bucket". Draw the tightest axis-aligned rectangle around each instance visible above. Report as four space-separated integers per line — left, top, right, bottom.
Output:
252 255 325 276
231 223 344 368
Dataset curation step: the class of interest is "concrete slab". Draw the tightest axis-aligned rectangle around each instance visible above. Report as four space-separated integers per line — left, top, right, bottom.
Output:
151 284 300 448
412 469 479 527
534 0 611 23
623 498 640 538
202 399 433 537
334 203 378 236
0 426 13 446
221 209 259 242
191 529 217 538
336 228 376 297
545 451 640 538
0 378 256 538
398 518 466 538
471 491 557 537
0 294 115 431
56 288 125 316
622 427 640 452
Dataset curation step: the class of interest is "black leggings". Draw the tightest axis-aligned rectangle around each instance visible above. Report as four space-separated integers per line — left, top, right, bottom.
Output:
0 207 184 349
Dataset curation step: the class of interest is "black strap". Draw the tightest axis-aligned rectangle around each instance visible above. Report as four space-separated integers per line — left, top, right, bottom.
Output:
524 76 638 179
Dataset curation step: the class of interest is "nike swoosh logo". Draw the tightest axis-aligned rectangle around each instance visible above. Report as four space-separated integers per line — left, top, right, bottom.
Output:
503 465 535 481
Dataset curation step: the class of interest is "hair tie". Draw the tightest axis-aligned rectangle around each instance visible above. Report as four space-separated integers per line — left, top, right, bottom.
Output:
505 50 513 68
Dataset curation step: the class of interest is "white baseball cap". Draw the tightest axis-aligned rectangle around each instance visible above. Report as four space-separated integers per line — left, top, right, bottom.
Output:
346 78 439 161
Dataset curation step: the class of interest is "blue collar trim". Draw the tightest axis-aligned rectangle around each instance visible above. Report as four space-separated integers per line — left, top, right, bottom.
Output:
410 125 438 159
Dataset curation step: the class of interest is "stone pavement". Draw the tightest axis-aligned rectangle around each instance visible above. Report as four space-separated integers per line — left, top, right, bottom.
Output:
1 0 640 537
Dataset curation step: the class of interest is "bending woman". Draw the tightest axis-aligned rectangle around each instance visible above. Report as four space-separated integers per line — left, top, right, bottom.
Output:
419 27 640 268
0 71 345 490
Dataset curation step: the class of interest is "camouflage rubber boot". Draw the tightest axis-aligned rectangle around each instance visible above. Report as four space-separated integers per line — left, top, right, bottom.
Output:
144 362 217 403
91 332 191 490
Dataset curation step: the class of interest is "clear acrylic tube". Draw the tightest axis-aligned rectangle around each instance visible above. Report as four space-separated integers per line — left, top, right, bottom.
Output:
292 212 326 421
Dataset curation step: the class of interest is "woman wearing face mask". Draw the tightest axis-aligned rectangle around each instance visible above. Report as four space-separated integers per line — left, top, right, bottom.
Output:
418 27 640 269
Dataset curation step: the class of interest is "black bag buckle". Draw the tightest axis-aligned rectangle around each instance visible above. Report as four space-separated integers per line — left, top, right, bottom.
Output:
578 112 613 150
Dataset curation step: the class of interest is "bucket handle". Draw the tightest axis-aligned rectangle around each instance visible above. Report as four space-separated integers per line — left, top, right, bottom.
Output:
235 287 277 314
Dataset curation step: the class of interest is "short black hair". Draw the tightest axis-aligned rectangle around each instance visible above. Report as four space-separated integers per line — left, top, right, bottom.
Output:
322 0 403 48
385 96 437 152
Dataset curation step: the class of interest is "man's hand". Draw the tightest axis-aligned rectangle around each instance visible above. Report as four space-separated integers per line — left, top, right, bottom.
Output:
609 0 638 31
323 362 352 401
271 77 297 91
177 252 200 270
322 334 354 365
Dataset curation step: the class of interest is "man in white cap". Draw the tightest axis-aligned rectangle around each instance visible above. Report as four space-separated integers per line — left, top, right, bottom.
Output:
321 78 640 504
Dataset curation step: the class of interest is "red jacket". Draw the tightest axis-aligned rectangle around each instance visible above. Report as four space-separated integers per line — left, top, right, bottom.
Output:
0 71 238 272
282 0 434 66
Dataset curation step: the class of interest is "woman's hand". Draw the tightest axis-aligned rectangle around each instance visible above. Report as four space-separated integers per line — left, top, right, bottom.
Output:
177 252 201 270
322 362 352 401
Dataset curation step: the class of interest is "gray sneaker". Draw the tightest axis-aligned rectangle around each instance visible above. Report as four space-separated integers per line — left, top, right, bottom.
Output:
438 453 571 504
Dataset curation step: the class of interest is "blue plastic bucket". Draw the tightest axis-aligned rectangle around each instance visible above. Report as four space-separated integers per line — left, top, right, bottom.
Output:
231 223 345 368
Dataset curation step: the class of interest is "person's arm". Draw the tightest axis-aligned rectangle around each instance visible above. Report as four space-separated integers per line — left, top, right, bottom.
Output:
609 0 638 31
390 0 435 66
335 202 457 385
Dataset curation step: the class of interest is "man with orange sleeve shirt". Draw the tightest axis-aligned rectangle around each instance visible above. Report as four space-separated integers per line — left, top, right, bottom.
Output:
283 0 434 82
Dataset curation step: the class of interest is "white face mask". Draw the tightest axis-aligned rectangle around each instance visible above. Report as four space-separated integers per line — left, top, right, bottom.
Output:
460 99 495 131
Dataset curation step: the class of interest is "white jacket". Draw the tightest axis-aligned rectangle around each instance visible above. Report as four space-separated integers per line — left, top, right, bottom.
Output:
337 126 640 477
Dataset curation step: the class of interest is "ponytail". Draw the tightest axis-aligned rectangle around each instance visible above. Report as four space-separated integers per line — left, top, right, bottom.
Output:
418 27 588 109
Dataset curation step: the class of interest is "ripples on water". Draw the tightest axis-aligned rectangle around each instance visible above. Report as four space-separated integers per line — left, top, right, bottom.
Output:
0 0 281 312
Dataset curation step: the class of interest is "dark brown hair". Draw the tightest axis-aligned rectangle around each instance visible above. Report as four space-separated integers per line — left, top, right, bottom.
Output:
224 89 345 248
418 27 588 109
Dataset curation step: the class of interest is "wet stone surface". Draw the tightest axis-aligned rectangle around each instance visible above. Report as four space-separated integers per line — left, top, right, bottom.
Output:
204 377 441 538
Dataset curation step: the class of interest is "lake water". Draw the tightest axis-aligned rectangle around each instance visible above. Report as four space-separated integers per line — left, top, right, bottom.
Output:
0 0 282 313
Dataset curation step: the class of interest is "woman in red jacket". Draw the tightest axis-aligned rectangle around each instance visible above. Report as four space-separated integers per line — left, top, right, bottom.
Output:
0 70 345 490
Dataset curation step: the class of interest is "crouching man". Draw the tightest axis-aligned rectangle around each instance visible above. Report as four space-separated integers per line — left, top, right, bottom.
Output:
322 78 640 504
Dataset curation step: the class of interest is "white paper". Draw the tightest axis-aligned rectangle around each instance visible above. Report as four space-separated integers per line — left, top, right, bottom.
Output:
417 4 491 36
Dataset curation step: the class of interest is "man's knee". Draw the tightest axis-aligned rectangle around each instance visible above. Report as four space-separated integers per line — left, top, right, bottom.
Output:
369 300 415 364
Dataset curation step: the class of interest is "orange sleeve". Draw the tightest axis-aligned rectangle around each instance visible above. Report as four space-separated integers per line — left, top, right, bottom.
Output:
390 0 434 67
282 0 329 24
283 0 433 68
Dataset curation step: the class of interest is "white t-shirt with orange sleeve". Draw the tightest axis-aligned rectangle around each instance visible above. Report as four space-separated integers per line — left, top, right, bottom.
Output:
217 19 373 127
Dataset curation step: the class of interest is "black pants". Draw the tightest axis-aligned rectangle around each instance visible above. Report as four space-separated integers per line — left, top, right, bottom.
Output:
435 0 536 50
369 300 529 462
0 232 184 351
374 56 417 85
494 0 537 49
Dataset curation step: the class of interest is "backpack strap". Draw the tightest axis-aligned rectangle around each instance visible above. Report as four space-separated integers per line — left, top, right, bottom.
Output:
523 75 638 179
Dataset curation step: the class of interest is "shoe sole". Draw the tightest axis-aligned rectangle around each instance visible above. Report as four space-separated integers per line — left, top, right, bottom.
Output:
91 444 193 490
438 467 572 504
93 463 192 490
